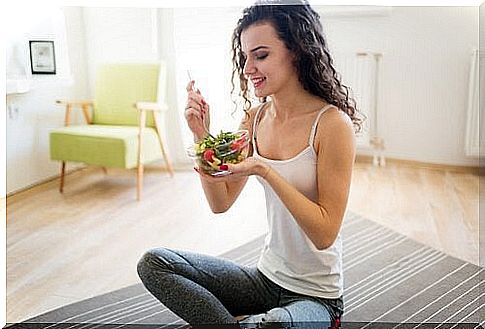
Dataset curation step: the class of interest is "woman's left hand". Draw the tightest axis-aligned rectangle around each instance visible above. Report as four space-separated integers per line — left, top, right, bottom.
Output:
225 157 269 177
195 157 269 181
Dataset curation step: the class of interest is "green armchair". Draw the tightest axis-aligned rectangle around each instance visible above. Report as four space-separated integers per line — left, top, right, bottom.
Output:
50 62 174 200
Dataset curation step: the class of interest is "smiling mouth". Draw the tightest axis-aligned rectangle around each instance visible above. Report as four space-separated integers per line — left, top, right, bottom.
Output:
252 77 266 88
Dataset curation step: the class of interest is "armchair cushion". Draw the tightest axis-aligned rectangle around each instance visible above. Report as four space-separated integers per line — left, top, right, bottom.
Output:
50 125 162 169
93 63 160 127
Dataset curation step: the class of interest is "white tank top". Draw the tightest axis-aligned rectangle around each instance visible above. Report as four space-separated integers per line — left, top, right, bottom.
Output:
252 102 344 299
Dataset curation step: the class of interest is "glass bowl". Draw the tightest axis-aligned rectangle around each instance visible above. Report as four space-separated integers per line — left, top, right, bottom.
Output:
187 130 250 176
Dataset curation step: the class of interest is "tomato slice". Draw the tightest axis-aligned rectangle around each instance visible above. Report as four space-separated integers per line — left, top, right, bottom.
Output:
203 149 215 162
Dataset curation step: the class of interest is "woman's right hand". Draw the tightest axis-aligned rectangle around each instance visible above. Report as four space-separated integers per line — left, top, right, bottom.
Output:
184 80 210 141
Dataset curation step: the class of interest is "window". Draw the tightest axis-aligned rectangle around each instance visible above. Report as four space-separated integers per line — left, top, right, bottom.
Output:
172 6 248 146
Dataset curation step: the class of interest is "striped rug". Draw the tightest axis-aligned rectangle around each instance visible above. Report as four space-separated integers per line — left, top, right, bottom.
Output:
8 213 484 328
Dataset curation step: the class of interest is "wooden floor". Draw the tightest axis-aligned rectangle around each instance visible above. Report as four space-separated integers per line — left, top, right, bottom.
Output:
5 160 480 323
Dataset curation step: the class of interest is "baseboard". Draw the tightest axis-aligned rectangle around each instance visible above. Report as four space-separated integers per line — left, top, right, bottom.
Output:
6 162 194 198
355 154 481 175
6 165 87 198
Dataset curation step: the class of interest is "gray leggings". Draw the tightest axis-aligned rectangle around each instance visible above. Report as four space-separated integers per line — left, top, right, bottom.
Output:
137 247 343 328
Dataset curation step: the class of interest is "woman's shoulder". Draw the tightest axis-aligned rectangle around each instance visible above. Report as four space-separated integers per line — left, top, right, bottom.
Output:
319 106 353 131
239 101 270 130
314 106 355 150
249 100 270 117
239 101 269 156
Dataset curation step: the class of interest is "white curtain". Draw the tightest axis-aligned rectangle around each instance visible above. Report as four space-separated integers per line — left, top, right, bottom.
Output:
170 7 248 151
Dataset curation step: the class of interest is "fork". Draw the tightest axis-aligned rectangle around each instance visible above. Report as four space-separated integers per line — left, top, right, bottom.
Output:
187 70 214 139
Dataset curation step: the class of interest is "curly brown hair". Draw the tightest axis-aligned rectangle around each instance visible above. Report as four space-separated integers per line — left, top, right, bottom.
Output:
231 0 365 133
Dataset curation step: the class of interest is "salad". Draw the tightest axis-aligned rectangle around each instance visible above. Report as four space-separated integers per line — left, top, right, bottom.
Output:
190 130 249 176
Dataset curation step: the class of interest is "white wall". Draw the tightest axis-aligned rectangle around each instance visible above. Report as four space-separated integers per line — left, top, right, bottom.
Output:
322 6 479 166
6 6 89 194
82 7 159 96
5 5 481 194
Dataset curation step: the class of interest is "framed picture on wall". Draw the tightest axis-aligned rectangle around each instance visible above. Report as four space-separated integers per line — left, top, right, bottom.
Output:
29 40 56 74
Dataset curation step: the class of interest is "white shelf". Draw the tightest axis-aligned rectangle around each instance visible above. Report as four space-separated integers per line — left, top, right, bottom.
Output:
6 78 32 95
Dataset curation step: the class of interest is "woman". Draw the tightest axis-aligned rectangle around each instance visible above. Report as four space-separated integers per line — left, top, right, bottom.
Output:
138 1 363 327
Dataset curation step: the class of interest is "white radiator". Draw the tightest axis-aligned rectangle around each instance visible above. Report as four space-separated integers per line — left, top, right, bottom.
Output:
334 52 385 165
465 48 484 158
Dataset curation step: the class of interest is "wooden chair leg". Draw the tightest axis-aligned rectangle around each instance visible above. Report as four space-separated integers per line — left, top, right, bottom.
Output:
137 163 143 201
60 162 66 193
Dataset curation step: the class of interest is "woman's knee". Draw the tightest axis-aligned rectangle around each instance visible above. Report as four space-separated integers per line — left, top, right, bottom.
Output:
137 248 173 282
